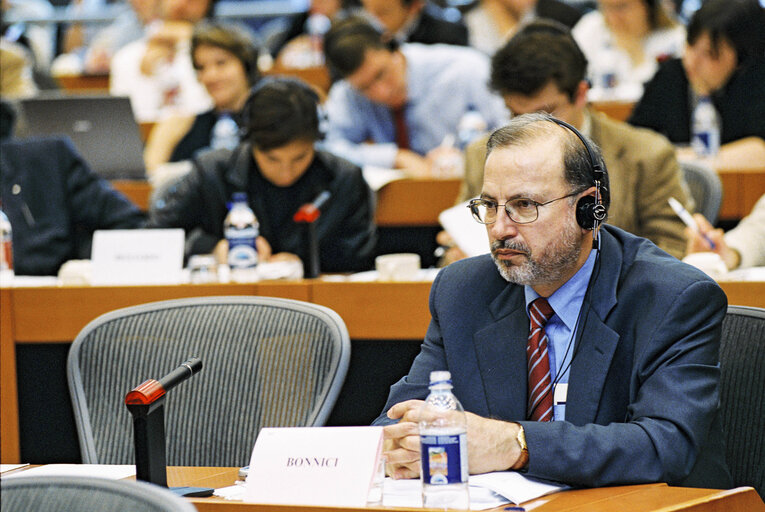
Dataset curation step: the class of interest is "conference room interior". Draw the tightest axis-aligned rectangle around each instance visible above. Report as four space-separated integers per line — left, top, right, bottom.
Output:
1 0 764 509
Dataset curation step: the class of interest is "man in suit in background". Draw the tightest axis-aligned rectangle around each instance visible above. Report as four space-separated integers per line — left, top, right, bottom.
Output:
360 0 469 47
322 17 507 175
459 20 691 259
0 101 144 275
375 113 731 489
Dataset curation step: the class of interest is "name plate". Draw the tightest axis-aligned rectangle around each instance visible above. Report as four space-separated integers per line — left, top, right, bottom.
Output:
91 229 184 285
243 426 383 507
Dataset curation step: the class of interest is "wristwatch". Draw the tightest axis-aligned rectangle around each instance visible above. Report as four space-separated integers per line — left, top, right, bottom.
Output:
512 424 529 470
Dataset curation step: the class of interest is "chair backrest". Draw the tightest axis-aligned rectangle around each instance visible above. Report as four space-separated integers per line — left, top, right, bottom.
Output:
718 305 765 498
681 160 722 224
68 296 351 467
0 476 196 512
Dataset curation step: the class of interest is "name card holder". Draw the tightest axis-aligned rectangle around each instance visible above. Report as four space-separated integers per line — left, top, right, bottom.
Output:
244 426 384 507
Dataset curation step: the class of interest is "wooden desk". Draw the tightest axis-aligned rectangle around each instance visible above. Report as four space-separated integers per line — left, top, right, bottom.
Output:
2 280 763 463
591 100 635 122
717 165 765 220
55 73 110 94
110 178 463 227
168 466 765 512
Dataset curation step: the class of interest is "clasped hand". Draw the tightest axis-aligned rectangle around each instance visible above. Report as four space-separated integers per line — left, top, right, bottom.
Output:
382 400 523 479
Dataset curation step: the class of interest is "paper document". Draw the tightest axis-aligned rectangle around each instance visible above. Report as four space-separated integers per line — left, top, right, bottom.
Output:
439 201 490 258
2 464 135 480
362 166 406 191
382 472 567 509
0 464 30 474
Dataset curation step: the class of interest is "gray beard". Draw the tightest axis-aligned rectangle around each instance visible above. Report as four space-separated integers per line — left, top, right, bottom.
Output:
491 220 583 286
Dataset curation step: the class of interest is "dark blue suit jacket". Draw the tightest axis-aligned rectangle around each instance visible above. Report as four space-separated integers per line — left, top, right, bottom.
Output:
374 226 732 488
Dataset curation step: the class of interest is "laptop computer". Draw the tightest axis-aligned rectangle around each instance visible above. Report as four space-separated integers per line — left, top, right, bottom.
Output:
15 94 147 180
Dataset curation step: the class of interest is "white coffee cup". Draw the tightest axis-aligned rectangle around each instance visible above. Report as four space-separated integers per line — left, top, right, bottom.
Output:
375 253 421 281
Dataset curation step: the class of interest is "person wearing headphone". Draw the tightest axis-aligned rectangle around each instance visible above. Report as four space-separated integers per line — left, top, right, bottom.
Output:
143 21 260 175
147 77 377 273
375 112 731 489
322 16 507 175
452 20 691 260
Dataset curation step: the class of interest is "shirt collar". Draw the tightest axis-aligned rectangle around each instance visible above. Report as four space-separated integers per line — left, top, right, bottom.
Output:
524 248 598 330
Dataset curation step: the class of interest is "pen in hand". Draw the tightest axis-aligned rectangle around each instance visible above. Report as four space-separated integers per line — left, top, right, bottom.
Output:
668 197 716 250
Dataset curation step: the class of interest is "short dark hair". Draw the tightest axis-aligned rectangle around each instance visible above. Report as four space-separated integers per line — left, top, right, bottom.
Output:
191 21 260 85
490 19 587 102
687 0 765 64
486 113 610 214
323 16 391 78
243 77 320 150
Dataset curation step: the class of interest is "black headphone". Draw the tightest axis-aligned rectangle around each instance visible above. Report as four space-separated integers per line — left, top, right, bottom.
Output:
546 116 608 233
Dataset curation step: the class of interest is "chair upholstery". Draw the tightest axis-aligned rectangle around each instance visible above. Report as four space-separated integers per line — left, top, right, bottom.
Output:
718 305 765 498
68 296 351 467
0 476 195 512
681 160 722 224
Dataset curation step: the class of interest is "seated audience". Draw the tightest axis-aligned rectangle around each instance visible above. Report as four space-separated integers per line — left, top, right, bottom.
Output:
57 0 159 75
143 21 260 174
463 0 581 55
629 0 765 156
147 77 376 272
110 0 216 122
261 0 353 65
376 113 732 489
572 0 685 100
456 20 690 259
360 0 468 46
685 194 765 270
0 101 145 276
322 17 507 174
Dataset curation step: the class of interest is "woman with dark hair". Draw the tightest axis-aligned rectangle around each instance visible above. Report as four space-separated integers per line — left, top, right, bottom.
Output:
572 0 685 100
147 77 377 273
144 21 260 173
629 0 765 156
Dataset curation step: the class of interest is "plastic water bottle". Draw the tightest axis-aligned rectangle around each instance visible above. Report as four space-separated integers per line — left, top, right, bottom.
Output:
0 206 13 282
456 104 487 150
224 192 259 282
419 371 469 510
305 13 331 67
691 96 720 157
210 112 240 151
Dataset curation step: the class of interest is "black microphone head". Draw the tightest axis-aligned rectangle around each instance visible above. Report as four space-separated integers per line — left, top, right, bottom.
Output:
183 357 203 375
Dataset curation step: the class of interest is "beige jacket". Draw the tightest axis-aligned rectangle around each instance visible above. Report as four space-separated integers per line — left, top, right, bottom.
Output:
461 109 691 258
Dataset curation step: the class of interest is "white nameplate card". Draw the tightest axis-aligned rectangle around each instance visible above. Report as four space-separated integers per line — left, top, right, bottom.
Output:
439 200 490 258
91 229 184 285
243 426 383 507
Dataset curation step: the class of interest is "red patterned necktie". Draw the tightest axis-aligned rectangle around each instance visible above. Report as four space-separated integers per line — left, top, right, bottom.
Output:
527 297 555 422
393 107 409 150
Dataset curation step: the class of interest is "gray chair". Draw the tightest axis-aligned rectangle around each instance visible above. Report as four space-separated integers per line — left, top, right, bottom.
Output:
68 296 350 467
681 160 722 224
0 476 196 512
718 305 765 499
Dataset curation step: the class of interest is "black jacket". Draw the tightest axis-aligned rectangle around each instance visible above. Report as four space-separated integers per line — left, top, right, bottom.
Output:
0 137 145 275
148 145 377 273
629 57 765 144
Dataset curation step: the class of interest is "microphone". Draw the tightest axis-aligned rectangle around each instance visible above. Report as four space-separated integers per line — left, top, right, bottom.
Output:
293 190 331 223
125 357 203 406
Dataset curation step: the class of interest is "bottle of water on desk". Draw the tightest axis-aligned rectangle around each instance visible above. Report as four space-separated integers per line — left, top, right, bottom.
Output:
0 205 14 280
211 112 240 151
419 371 469 510
225 192 259 282
691 96 720 157
457 104 487 150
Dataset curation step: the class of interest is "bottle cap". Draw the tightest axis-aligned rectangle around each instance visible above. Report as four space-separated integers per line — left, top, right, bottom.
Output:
429 371 452 385
232 192 248 203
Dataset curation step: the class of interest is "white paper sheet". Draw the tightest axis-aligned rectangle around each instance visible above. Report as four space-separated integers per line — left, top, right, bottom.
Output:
2 464 135 480
362 166 406 191
0 464 30 474
438 201 490 258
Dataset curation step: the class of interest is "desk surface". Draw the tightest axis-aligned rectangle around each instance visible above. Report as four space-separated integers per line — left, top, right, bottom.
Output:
166 466 765 512
2 279 763 464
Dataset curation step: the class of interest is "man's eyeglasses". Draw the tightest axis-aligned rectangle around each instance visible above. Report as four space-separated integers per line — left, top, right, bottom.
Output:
467 191 582 225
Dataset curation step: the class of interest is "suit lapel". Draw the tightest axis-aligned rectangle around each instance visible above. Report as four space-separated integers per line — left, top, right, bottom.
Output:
566 228 622 425
473 285 529 420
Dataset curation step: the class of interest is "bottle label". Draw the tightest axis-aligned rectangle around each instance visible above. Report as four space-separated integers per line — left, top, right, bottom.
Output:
226 227 258 269
420 433 468 485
